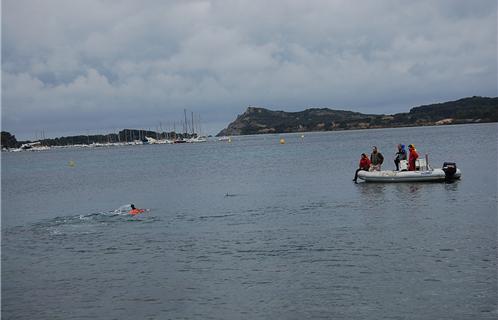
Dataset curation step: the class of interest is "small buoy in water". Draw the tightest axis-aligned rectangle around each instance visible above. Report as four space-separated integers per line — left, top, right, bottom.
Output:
301 134 305 139
68 160 75 167
228 137 232 143
279 138 285 144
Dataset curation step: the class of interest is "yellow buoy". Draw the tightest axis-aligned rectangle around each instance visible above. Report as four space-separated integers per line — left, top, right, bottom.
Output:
68 160 75 167
279 138 285 144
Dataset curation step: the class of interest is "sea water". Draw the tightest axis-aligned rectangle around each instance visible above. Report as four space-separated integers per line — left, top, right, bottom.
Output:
2 123 497 319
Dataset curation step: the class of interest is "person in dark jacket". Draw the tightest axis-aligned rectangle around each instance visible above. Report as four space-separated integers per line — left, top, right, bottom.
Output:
370 146 384 171
394 144 407 170
353 153 371 183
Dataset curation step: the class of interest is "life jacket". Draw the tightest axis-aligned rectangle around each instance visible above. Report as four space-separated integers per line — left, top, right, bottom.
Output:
408 149 419 171
359 157 371 169
409 149 419 161
129 208 144 215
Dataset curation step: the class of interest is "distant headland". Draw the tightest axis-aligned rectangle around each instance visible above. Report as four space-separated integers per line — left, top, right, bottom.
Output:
216 96 498 137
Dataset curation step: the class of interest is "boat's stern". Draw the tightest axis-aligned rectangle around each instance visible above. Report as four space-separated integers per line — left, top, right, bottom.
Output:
442 162 461 181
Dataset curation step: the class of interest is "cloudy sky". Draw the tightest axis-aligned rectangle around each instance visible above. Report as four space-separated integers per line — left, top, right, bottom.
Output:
2 0 497 139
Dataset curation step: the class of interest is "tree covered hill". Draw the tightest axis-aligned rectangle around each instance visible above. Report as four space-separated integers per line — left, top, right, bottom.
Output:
217 96 498 136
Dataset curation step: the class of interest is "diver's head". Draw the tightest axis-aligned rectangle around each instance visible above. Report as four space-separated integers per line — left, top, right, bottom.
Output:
131 204 135 209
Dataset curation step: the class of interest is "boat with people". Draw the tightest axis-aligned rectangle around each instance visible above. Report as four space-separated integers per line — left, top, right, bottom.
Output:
357 159 461 183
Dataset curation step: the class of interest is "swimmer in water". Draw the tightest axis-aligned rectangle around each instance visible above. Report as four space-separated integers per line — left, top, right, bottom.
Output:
129 204 145 215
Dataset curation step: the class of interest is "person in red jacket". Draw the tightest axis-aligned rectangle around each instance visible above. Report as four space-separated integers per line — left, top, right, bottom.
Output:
408 144 419 171
129 204 145 215
353 153 371 183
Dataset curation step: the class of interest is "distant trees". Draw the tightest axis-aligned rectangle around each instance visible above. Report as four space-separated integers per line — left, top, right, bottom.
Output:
217 96 498 136
1 129 199 148
408 96 498 122
1 131 20 149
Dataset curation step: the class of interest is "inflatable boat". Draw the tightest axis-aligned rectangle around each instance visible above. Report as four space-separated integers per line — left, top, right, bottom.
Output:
357 161 461 183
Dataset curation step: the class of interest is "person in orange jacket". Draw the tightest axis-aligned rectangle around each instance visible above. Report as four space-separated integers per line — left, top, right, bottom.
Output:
129 204 145 215
408 144 419 171
353 153 371 183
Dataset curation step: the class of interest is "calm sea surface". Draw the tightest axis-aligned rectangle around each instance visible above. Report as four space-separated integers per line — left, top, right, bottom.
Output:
2 124 497 320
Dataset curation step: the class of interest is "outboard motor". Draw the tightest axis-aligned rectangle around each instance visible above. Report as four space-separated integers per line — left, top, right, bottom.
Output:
442 162 457 181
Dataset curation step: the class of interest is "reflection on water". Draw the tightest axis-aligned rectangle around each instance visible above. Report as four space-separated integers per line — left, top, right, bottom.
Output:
394 183 422 194
357 180 463 206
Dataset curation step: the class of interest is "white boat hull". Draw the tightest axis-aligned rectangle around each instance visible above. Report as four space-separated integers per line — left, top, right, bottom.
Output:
358 168 461 183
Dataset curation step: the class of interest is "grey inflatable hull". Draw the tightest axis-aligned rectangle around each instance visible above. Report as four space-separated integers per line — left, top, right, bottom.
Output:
357 168 462 183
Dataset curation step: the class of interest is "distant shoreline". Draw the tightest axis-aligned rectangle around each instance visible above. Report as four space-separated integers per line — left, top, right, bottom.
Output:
3 122 496 153
2 96 497 150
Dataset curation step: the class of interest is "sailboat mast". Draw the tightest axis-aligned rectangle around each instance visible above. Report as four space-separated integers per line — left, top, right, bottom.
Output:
198 114 202 137
191 111 194 135
184 109 188 135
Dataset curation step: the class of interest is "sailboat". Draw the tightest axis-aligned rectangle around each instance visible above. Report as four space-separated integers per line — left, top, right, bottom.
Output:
186 112 207 143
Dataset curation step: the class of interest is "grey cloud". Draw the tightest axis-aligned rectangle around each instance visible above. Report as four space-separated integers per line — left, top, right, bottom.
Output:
2 0 497 139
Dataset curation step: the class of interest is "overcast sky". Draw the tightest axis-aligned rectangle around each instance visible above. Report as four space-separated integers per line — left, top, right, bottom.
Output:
2 0 497 139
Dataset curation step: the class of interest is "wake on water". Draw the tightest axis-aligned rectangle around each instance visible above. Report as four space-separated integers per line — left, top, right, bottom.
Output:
114 204 134 215
28 204 154 237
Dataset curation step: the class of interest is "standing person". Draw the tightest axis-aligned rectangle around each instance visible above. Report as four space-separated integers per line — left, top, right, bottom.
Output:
353 153 371 183
370 146 384 171
394 144 407 170
408 144 419 171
